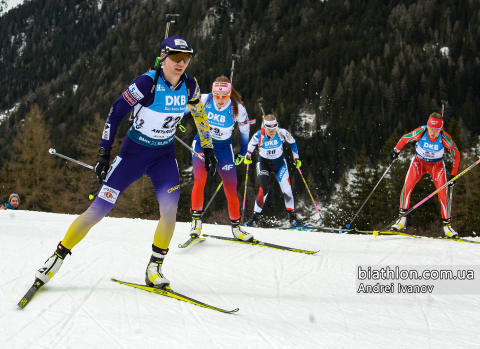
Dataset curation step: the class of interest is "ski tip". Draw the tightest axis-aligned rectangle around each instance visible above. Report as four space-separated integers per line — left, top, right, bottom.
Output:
229 308 240 314
373 231 379 237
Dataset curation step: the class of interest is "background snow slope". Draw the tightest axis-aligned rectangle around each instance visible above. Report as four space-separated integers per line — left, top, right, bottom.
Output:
1 210 480 349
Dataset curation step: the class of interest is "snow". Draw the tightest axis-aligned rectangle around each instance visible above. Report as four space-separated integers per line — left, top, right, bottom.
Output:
0 0 25 17
0 102 20 125
2 210 480 348
297 111 316 137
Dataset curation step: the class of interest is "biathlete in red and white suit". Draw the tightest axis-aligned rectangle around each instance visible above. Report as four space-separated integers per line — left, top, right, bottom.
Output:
390 112 460 237
243 114 303 228
189 76 254 241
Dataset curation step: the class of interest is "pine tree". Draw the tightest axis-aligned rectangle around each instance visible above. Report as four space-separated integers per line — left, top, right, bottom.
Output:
7 105 59 211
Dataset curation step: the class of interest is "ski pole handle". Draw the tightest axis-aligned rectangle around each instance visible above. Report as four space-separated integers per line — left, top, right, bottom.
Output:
48 148 94 170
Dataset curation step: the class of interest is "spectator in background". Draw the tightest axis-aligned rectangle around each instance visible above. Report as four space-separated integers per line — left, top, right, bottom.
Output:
0 198 6 210
6 193 20 210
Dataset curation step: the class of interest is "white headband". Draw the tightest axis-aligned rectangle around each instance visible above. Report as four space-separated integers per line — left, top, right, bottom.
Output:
264 119 278 128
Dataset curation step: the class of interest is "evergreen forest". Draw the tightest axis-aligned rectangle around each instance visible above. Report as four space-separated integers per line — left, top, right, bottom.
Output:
1 0 480 235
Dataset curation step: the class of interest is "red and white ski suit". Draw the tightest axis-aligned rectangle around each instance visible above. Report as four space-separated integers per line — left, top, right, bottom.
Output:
394 126 460 219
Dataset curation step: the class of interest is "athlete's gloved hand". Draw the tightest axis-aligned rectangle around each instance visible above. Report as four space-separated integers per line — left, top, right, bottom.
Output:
293 159 302 169
94 148 111 183
390 148 400 161
235 154 245 165
448 175 457 188
203 148 218 177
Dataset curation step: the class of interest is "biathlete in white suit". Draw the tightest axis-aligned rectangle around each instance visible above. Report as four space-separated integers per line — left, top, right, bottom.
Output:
33 36 217 290
189 76 253 241
244 114 303 227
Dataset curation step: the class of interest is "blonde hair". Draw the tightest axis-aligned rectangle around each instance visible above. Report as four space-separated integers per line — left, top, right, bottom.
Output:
213 76 245 121
429 112 443 119
264 114 276 121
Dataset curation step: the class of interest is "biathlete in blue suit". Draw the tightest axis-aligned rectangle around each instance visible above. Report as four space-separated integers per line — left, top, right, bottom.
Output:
189 76 253 241
244 114 303 228
33 36 217 290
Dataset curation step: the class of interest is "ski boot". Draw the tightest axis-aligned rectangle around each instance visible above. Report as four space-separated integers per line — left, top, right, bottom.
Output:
443 218 458 238
231 219 254 241
145 245 170 288
391 209 407 231
288 210 303 228
245 212 262 227
189 210 202 238
35 242 71 285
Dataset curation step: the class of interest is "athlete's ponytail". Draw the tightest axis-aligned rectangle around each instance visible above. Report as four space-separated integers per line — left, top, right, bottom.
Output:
213 76 245 121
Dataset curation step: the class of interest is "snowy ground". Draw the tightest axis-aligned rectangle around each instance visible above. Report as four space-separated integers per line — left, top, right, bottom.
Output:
2 210 480 348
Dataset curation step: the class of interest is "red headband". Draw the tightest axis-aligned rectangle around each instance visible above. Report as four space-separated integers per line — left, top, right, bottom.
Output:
427 117 443 131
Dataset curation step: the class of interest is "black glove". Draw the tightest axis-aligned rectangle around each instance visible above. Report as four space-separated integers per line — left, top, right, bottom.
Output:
448 175 457 188
390 148 400 161
94 148 111 183
203 148 217 177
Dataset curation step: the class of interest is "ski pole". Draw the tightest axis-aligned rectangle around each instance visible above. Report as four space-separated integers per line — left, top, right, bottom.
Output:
346 159 396 228
375 157 480 236
201 182 223 218
48 149 94 170
241 164 249 223
174 135 205 162
297 168 323 223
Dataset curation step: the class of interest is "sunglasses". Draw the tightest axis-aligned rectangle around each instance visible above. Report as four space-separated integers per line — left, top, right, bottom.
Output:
264 124 278 130
168 51 193 63
212 92 231 99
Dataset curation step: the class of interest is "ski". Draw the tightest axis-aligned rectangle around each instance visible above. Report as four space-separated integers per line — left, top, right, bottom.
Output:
18 278 45 309
274 225 317 231
111 278 239 314
362 229 479 243
201 234 319 254
426 236 480 245
309 226 354 233
371 230 421 238
178 235 206 249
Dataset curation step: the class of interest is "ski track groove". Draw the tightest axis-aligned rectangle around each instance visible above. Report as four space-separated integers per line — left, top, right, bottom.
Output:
83 307 127 349
2 306 50 348
275 256 285 294
417 302 432 347
276 311 327 349
440 307 458 332
252 322 280 349
184 303 224 346
45 276 105 348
